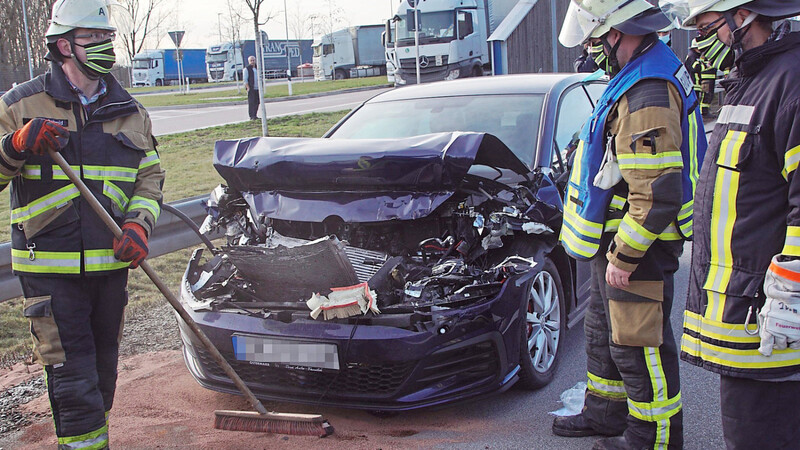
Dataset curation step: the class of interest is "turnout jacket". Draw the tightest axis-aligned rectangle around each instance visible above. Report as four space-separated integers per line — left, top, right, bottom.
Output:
0 63 164 277
561 37 706 272
683 31 800 378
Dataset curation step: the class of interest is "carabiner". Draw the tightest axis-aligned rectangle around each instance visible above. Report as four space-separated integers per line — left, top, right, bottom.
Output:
743 305 760 336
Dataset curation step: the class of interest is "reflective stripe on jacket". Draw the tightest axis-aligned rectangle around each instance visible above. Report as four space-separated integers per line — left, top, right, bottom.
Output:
0 64 164 276
683 31 800 379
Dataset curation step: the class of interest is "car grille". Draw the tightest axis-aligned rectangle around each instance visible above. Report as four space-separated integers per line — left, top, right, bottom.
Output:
399 56 449 71
196 349 415 396
417 340 500 384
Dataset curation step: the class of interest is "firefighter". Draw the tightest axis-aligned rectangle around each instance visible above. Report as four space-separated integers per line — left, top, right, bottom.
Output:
690 14 734 117
673 0 800 447
555 0 707 448
0 0 164 448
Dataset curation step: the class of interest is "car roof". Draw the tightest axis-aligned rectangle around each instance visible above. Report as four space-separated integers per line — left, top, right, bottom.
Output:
367 73 589 103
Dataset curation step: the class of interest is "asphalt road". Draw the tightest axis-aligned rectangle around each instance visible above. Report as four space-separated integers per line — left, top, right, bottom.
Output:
376 243 724 450
148 88 391 136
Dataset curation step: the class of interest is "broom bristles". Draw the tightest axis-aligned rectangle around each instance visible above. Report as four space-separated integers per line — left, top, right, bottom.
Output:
214 410 334 437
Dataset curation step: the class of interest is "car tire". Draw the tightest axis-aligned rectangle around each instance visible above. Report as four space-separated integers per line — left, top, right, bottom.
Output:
516 256 565 390
155 79 163 87
472 66 483 77
334 69 347 80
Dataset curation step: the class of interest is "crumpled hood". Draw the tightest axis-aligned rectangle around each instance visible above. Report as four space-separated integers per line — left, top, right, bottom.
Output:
213 132 529 223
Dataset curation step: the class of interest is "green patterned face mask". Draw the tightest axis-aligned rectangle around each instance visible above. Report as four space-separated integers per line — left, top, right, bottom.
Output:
589 43 612 74
73 39 116 79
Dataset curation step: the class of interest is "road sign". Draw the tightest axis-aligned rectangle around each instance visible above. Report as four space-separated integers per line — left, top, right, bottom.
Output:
168 30 185 47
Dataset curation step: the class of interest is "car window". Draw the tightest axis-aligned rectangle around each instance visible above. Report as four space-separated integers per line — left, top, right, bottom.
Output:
552 85 600 168
329 94 545 167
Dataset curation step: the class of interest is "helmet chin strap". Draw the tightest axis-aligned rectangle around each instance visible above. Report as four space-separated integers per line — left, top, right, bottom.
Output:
724 10 759 57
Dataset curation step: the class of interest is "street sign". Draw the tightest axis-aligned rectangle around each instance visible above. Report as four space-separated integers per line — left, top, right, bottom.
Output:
168 30 185 47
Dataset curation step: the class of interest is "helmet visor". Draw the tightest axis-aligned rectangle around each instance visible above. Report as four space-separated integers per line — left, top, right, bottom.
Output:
560 1 601 48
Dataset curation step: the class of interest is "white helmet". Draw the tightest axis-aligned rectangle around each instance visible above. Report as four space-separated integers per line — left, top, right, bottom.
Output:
669 0 800 28
559 0 672 47
46 0 118 38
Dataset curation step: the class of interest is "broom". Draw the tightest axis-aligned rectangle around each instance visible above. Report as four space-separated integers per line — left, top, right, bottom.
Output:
48 150 333 437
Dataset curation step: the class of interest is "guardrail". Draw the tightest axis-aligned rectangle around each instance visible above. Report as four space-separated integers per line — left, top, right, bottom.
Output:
0 195 215 303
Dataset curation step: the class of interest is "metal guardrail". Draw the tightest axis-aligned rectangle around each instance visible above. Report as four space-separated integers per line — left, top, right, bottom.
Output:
0 195 215 303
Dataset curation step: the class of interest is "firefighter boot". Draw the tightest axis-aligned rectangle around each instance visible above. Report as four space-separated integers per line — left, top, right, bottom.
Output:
552 413 622 438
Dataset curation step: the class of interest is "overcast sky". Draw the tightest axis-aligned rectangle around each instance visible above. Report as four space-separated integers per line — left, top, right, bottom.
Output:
151 0 400 50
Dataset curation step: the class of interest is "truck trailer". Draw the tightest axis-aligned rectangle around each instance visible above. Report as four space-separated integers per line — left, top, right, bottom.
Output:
131 48 207 87
206 39 313 82
389 0 517 85
312 25 386 81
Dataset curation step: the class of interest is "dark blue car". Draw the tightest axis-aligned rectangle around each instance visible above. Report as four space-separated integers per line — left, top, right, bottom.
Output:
177 73 605 410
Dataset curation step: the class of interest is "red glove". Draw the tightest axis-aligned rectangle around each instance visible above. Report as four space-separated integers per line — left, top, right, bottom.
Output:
11 118 69 156
113 223 149 269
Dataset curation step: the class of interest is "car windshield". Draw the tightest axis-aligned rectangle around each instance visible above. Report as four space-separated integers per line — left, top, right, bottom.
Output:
328 94 545 167
132 59 151 69
206 52 228 63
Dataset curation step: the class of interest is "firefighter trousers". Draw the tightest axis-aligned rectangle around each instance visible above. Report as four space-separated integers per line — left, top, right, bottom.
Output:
20 271 128 449
583 237 684 449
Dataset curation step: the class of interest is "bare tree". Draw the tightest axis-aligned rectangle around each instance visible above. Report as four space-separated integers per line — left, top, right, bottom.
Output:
0 0 51 88
223 0 246 93
320 0 345 37
117 0 168 65
242 0 276 136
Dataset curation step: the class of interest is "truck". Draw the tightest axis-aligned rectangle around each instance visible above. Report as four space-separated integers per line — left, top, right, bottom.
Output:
131 49 207 87
206 39 313 82
388 0 517 85
312 25 386 81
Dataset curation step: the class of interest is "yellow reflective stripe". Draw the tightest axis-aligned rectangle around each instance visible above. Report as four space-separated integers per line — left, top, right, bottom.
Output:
127 195 161 221
628 392 682 422
605 218 621 232
678 200 693 221
610 195 625 210
139 151 160 169
618 214 657 252
717 131 746 168
658 223 683 241
588 372 627 399
564 211 604 238
83 165 138 182
10 184 80 224
568 140 585 185
783 145 800 180
52 164 81 181
102 181 129 212
560 225 599 258
617 151 683 170
705 130 744 320
784 226 800 257
681 334 800 369
85 249 129 272
21 165 41 180
684 310 759 344
11 249 81 274
643 346 675 446
57 423 108 449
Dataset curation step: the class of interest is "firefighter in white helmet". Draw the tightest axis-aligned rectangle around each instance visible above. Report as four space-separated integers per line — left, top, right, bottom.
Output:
662 0 800 447
0 0 163 448
555 0 707 448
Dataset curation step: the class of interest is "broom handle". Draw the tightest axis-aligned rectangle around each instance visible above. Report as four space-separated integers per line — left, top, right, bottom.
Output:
49 150 270 416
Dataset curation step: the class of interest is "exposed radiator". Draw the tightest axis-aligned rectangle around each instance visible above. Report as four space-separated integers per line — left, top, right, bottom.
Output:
344 246 388 283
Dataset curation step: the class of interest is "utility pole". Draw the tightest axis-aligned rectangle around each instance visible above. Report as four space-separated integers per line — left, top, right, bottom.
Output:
218 13 223 43
21 0 34 80
283 0 292 95
414 1 420 85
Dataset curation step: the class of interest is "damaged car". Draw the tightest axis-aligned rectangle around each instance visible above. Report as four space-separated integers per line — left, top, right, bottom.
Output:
177 73 605 410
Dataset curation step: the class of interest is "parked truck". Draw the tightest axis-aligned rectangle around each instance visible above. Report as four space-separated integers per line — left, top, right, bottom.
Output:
131 49 207 87
312 25 386 81
206 39 313 82
388 0 517 85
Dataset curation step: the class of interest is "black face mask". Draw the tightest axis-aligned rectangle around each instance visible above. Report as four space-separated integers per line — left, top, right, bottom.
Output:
71 39 116 80
599 35 622 78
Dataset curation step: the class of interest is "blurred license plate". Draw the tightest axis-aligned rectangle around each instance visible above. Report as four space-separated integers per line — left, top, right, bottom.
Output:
231 335 339 371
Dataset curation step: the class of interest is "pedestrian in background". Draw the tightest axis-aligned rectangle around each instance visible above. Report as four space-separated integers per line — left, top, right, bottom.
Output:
0 0 163 448
556 0 706 448
244 55 260 120
673 0 800 447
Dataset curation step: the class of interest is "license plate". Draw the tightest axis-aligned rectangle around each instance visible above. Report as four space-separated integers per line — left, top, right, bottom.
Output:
231 335 340 371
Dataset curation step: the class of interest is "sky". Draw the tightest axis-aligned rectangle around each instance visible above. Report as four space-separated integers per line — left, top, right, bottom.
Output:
148 0 401 51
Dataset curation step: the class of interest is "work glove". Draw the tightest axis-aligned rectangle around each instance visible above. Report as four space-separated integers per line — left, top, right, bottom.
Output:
757 256 800 356
113 223 149 269
11 118 69 156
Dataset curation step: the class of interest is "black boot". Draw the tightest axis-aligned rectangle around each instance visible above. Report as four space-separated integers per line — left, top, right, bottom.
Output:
592 436 634 450
552 413 622 438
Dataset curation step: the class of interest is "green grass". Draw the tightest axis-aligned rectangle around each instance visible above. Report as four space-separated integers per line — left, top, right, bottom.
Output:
135 76 389 108
0 110 347 365
127 81 237 95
